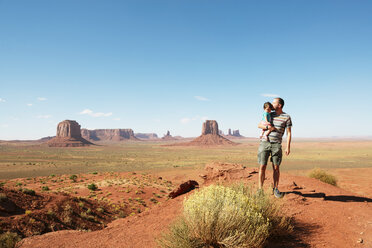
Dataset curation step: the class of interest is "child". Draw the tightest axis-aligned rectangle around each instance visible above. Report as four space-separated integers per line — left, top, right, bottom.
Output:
260 102 273 141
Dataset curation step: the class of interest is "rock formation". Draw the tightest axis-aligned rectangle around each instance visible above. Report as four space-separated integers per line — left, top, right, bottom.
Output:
81 129 138 142
174 120 237 146
48 120 93 147
134 133 159 140
202 120 219 135
232 130 242 137
162 130 177 140
168 180 199 199
224 129 244 138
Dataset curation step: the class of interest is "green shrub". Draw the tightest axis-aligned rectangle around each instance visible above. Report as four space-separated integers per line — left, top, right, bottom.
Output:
158 184 292 248
0 232 21 248
69 175 78 182
22 188 35 196
41 186 50 191
87 183 98 191
308 168 337 186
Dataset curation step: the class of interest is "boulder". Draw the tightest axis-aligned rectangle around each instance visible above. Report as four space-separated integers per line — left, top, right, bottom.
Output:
168 180 199 199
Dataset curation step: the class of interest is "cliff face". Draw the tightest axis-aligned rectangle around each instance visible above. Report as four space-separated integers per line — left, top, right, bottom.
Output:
202 120 219 135
81 129 138 141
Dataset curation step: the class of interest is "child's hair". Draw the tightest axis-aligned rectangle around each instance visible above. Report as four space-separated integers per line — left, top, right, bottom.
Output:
263 102 273 110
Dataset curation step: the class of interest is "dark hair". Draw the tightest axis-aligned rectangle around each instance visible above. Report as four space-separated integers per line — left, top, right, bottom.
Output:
263 102 273 110
275 97 285 108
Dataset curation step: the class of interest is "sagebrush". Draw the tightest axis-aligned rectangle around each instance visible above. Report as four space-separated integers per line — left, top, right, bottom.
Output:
158 184 292 248
308 168 337 186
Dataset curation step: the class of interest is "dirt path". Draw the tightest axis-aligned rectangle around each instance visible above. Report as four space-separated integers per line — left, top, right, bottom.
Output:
18 171 372 248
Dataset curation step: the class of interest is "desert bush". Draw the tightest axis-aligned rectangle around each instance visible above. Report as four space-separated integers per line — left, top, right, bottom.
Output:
308 168 337 186
158 184 292 248
22 188 35 196
41 186 50 191
69 174 78 182
87 183 98 191
0 232 21 248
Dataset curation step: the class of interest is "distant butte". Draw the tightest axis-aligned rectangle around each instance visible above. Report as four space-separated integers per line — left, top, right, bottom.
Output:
173 120 237 146
47 120 93 147
81 129 139 142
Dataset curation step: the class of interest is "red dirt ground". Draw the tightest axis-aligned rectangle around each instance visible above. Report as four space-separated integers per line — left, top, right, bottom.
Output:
16 165 372 248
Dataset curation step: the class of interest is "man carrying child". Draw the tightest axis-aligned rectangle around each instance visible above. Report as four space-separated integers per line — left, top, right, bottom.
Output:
257 97 292 198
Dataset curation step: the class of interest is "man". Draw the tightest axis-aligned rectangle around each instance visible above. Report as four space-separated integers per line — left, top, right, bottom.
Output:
257 97 292 198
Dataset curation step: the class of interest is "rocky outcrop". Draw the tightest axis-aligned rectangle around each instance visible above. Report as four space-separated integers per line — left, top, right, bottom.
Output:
232 130 242 137
134 133 159 140
174 120 237 146
224 129 244 138
202 120 219 135
162 130 177 140
48 120 93 147
200 162 258 184
81 129 138 142
168 180 199 199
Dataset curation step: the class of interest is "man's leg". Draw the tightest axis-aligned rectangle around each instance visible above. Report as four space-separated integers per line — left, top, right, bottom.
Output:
258 164 267 189
272 163 280 189
271 143 284 198
257 141 270 190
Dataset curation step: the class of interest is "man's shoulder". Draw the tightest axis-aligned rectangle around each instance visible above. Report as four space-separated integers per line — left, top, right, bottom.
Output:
281 112 291 118
272 111 291 118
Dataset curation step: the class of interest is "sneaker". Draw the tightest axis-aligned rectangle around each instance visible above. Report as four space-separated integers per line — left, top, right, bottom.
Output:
273 188 284 198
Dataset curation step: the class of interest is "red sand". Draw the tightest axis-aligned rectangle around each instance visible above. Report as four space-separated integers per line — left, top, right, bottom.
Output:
16 167 372 248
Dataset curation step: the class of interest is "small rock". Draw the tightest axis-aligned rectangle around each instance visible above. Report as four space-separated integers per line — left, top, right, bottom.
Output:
357 238 363 243
168 180 199 199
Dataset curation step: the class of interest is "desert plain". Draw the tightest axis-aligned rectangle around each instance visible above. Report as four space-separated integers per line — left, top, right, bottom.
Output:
0 138 371 247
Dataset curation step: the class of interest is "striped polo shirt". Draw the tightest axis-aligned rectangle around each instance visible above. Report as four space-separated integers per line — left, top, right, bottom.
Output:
263 111 292 143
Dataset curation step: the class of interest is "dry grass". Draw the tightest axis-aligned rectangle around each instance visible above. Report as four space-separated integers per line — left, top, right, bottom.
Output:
0 232 21 248
308 168 337 186
158 183 292 248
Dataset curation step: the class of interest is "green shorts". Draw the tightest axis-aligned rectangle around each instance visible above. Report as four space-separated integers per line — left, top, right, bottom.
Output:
257 141 283 166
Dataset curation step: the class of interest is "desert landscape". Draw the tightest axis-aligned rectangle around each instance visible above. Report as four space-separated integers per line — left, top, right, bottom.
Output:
1 1 372 247
0 119 371 247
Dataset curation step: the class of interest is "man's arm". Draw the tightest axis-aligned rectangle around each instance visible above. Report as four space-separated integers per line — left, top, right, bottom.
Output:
258 122 276 131
285 127 292 156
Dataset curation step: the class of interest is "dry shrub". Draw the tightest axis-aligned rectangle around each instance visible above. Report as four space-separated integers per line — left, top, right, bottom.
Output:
308 168 337 186
0 232 21 248
158 184 292 248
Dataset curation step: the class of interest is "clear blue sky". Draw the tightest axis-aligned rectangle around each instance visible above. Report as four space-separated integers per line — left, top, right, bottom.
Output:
1 1 372 140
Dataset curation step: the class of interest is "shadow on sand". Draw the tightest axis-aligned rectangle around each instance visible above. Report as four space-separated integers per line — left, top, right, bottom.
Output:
285 191 372 203
266 221 320 248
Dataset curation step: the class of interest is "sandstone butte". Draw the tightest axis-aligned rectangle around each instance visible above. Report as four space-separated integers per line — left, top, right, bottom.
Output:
47 120 93 147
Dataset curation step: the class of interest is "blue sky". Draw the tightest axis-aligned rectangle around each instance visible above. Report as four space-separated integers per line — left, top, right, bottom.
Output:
1 1 372 140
